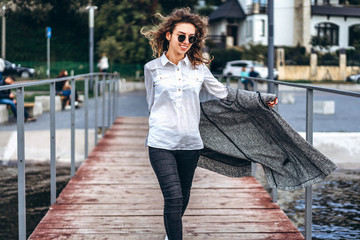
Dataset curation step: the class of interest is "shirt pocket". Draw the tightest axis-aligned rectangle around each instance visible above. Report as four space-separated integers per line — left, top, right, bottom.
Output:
183 71 203 90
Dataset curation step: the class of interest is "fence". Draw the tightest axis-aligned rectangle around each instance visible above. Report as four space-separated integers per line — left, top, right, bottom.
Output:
215 74 360 240
2 72 360 240
0 72 120 240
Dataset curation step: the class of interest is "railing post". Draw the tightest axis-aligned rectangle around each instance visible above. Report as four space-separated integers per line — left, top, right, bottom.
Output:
50 82 56 204
16 86 26 240
112 76 116 123
102 74 106 136
270 81 279 202
305 89 314 240
95 75 99 145
238 78 242 89
108 75 111 128
84 76 89 159
115 75 119 120
71 77 76 177
274 83 279 111
226 76 230 86
253 80 258 92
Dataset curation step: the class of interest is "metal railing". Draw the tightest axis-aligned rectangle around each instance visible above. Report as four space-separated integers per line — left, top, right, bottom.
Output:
214 74 360 240
0 72 121 240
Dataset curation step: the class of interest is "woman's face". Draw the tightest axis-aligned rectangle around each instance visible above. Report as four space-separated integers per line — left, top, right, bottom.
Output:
166 23 196 56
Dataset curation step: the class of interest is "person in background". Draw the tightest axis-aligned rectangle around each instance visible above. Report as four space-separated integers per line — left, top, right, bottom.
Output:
56 70 79 110
0 57 5 80
240 66 251 90
98 53 109 72
0 75 36 122
248 66 260 86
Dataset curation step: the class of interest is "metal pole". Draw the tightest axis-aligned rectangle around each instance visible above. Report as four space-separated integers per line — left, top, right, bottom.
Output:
47 37 50 78
108 76 111 128
267 0 274 93
112 76 116 123
95 75 99 145
85 77 89 159
71 78 76 177
305 89 314 240
87 6 97 91
102 74 106 136
251 163 257 177
16 87 26 240
238 78 242 89
50 82 56 204
2 5 6 59
114 75 119 120
274 83 279 111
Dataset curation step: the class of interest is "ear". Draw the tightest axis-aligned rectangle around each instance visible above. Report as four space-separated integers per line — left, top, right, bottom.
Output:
166 32 171 41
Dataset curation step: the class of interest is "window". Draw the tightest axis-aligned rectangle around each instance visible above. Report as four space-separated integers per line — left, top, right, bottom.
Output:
246 20 253 37
315 22 339 45
349 24 360 47
260 19 265 36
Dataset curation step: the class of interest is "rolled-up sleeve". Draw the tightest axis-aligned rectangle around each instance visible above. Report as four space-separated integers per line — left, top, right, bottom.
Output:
202 64 228 99
144 65 154 111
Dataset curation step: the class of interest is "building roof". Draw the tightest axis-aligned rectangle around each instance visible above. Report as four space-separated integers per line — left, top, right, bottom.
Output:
312 5 360 18
209 0 246 22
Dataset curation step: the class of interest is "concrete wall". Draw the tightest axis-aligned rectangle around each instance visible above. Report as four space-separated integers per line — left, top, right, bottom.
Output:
0 129 95 164
278 65 360 81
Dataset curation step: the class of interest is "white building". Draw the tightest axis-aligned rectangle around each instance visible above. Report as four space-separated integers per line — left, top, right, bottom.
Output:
208 0 360 52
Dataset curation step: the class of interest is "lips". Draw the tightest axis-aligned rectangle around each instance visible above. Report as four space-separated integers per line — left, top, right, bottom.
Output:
180 44 189 51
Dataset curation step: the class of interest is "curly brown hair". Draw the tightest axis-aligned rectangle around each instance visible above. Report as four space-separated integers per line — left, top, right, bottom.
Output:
141 7 211 67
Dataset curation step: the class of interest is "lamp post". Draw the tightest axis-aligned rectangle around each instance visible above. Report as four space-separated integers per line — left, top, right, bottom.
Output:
86 4 97 91
2 4 6 59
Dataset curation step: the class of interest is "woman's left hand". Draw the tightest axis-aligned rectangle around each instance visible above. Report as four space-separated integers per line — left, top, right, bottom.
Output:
267 97 278 108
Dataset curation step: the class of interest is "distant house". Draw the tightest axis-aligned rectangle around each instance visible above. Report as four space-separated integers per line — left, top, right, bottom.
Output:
208 0 360 52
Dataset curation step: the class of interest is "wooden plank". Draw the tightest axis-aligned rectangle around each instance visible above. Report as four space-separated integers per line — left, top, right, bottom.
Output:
29 116 304 240
30 232 304 240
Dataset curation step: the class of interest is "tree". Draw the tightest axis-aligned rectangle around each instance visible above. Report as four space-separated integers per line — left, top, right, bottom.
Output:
96 36 122 72
95 0 158 64
5 0 89 61
158 0 198 14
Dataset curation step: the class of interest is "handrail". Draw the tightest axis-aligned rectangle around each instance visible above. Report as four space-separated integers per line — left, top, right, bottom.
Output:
214 74 360 240
0 72 121 240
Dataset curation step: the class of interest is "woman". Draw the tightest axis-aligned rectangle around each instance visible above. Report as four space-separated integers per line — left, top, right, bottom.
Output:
142 8 276 240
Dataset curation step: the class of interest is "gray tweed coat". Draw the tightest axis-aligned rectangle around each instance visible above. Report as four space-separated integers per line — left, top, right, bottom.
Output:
198 87 337 191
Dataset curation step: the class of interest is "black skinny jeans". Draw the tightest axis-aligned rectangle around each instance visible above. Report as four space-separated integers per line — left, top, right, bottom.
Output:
148 147 200 240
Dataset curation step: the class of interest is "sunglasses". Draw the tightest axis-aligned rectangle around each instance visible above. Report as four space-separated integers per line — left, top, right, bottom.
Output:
177 34 197 44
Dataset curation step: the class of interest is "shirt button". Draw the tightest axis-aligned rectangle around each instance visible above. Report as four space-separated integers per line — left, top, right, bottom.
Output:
178 88 181 91
178 78 181 81
177 69 179 71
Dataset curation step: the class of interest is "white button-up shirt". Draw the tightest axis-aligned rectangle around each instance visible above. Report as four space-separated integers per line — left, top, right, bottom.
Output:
144 53 228 150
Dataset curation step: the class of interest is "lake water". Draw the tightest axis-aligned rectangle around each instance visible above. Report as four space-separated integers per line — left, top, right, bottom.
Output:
0 162 359 239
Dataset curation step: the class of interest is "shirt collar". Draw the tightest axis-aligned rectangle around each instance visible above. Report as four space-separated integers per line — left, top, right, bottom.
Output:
161 52 191 66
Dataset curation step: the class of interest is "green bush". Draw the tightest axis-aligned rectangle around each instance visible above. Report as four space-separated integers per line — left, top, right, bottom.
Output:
346 48 360 66
209 48 242 73
283 45 310 65
318 52 339 66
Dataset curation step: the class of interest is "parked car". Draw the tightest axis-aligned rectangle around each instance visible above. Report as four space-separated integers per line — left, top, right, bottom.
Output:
3 60 35 78
345 73 360 83
222 60 278 80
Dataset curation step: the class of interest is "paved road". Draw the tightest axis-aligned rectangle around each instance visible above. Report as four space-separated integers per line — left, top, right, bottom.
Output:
0 89 359 132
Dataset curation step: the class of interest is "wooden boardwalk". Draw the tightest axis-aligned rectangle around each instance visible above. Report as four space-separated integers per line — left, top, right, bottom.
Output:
29 117 304 240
